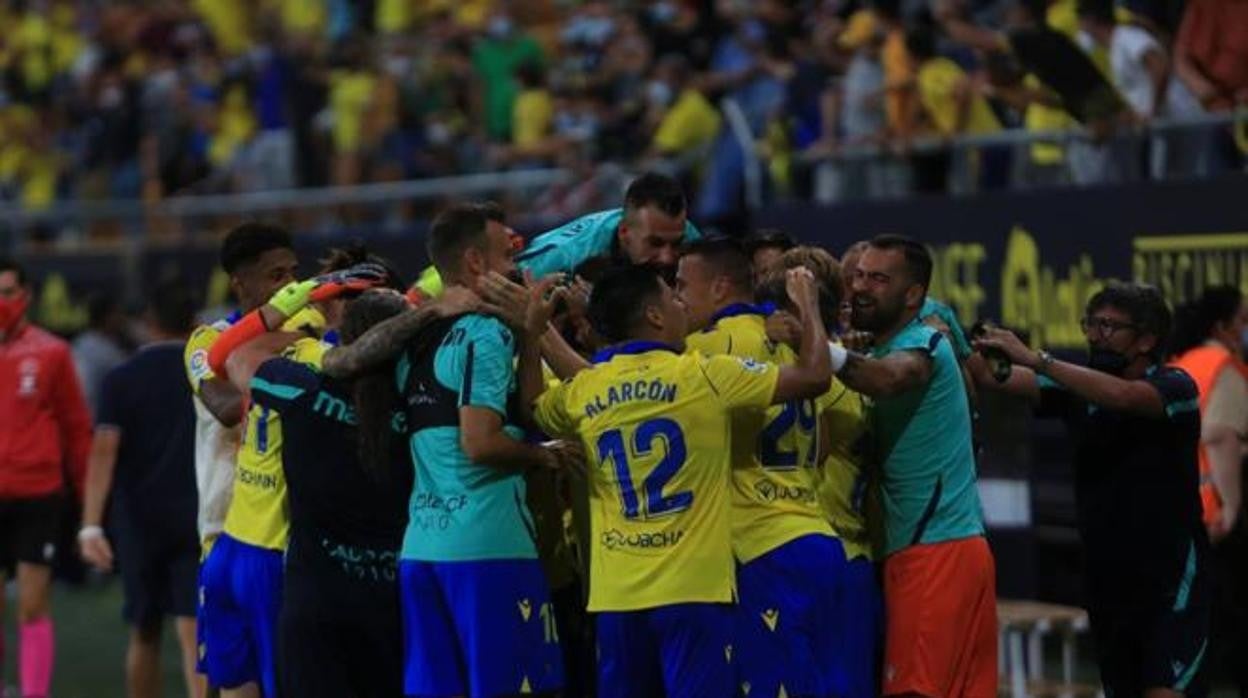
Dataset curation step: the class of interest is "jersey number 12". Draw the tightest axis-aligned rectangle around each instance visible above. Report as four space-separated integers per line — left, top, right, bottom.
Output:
596 418 693 520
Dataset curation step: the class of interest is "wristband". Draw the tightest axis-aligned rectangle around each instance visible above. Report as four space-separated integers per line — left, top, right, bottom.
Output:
268 279 317 318
78 525 104 542
828 341 849 374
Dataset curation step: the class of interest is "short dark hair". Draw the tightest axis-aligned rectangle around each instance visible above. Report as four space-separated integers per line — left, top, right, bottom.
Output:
743 229 797 257
317 241 407 291
869 234 932 289
0 256 28 286
589 265 666 344
426 203 492 275
220 222 294 274
624 172 686 218
681 238 753 294
149 278 196 335
1170 285 1243 357
1086 282 1172 358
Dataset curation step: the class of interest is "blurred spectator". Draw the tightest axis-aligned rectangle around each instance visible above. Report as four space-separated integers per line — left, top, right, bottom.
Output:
509 62 555 160
327 38 379 186
72 292 130 418
1077 0 1171 120
908 27 1002 137
472 7 544 142
1172 0 1248 112
0 0 1238 225
907 25 1010 190
647 54 721 163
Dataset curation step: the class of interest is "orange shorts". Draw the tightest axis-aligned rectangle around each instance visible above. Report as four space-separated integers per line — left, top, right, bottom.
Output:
882 536 997 697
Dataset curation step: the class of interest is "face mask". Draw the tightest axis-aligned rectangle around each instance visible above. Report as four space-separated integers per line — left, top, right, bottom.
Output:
487 17 514 39
0 292 29 336
647 80 673 107
650 2 678 24
1087 346 1131 376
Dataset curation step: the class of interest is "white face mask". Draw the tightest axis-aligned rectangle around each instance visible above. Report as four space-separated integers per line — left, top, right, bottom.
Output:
99 85 124 109
487 16 514 39
647 80 674 107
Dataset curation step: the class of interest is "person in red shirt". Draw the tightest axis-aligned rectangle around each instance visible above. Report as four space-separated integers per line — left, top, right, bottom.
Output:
0 256 92 698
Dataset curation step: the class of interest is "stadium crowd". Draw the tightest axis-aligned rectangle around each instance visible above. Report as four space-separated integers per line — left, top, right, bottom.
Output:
1 0 1246 229
1 172 1246 697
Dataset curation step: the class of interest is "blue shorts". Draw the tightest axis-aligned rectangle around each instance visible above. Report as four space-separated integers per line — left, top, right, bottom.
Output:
399 559 564 697
596 603 735 698
737 534 879 698
198 534 283 696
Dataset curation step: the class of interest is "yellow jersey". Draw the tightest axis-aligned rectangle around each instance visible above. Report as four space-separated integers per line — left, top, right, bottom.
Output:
534 343 779 612
685 309 833 563
222 329 329 551
814 378 876 561
915 57 1002 136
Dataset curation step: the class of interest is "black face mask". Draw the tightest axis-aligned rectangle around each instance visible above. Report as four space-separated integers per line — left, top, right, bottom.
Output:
1088 347 1131 376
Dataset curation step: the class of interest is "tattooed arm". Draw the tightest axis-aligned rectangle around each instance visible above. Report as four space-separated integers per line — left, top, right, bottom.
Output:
321 288 480 379
836 349 934 398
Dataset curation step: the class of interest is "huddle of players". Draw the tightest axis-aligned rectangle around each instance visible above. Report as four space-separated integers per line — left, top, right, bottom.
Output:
182 172 989 698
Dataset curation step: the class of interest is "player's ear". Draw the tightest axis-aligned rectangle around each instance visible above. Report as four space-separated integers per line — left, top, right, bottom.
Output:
904 283 925 309
463 246 484 277
643 301 665 330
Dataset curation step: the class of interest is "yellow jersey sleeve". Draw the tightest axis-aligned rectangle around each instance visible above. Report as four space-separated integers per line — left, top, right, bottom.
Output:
814 379 876 561
534 380 577 438
684 328 731 356
222 332 327 551
697 353 779 411
185 323 222 395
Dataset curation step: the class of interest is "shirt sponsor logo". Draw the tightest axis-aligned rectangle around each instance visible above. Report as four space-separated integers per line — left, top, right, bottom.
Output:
600 528 685 551
754 480 816 504
18 358 38 396
322 538 397 582
408 492 470 533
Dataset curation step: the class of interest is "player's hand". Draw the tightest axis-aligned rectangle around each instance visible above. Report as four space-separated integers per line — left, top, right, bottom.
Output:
542 440 587 475
78 527 113 572
433 286 482 318
765 310 803 347
972 326 1034 367
479 271 531 331
784 267 820 317
840 329 875 352
308 262 390 303
525 275 567 337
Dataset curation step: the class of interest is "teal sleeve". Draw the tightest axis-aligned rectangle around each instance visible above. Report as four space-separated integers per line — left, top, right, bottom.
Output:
515 209 621 278
457 319 516 416
921 298 971 360
250 358 318 410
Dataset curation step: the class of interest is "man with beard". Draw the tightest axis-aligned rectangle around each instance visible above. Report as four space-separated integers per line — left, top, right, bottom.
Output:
409 172 702 300
829 235 996 698
972 283 1209 698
